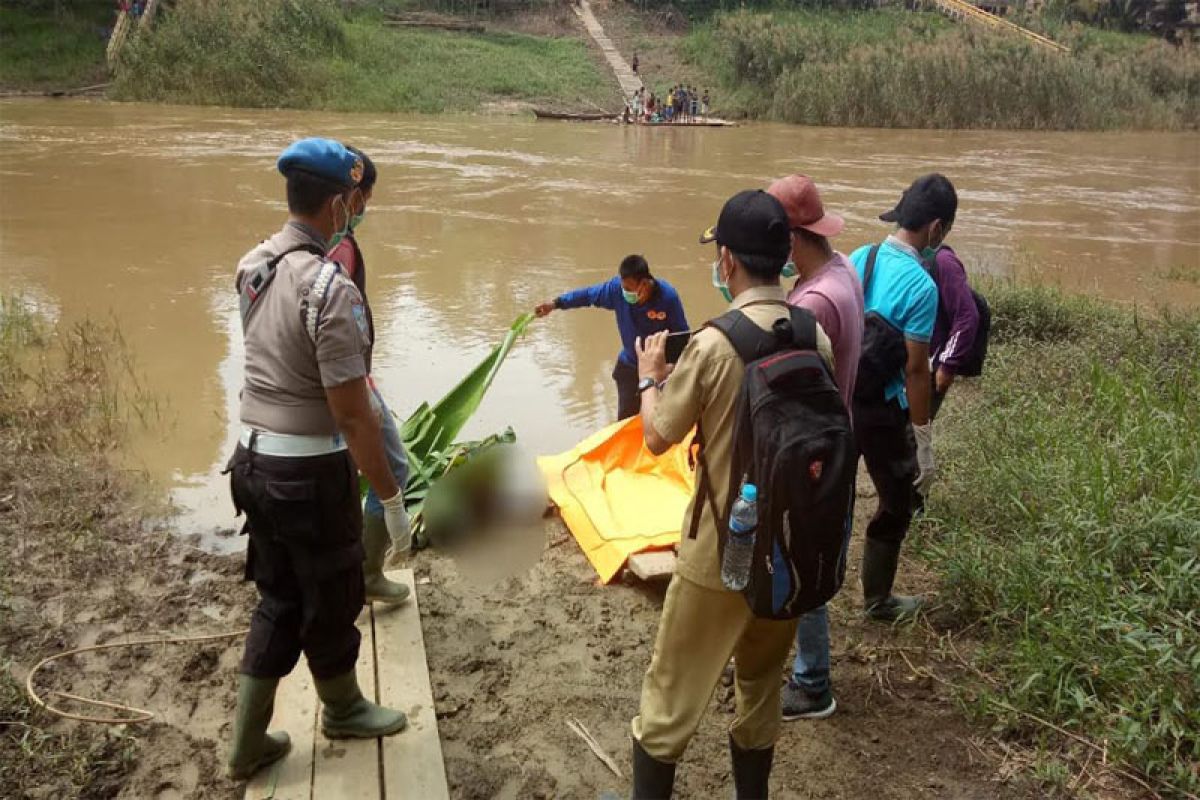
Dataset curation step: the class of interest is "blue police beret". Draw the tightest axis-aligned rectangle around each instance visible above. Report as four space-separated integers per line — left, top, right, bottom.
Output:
276 138 363 188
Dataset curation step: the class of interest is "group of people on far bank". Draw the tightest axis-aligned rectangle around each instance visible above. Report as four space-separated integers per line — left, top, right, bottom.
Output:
116 0 146 18
227 133 985 799
629 84 711 124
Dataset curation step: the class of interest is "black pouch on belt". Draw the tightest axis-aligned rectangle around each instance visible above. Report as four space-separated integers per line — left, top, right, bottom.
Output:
264 479 320 545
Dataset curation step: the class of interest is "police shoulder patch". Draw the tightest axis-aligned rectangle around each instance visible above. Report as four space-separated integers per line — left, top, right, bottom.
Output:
351 300 370 338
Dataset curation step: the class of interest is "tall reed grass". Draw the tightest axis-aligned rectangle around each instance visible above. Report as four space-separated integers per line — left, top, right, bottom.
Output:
923 283 1200 794
114 0 346 108
684 9 1199 129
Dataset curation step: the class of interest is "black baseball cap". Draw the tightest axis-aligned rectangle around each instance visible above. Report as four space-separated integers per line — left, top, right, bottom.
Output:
880 174 958 229
698 190 792 259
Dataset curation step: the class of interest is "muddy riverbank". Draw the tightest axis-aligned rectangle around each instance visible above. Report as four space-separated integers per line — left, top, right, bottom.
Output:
6 285 1184 798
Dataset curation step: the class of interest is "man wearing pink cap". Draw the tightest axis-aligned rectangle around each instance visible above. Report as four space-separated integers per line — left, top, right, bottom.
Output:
767 175 864 720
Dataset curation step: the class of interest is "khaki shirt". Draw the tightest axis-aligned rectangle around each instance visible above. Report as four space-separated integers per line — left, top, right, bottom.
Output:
236 221 371 435
652 286 833 592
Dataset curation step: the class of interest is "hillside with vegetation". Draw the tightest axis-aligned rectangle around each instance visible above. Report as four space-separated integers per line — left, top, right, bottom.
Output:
0 0 113 90
677 6 1198 129
2 0 1196 128
111 0 612 112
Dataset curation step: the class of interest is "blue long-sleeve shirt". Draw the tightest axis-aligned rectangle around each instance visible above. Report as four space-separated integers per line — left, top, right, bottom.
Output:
557 277 690 365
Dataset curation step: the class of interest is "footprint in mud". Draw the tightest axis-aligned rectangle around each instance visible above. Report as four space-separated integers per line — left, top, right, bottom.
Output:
320 742 349 760
153 762 198 800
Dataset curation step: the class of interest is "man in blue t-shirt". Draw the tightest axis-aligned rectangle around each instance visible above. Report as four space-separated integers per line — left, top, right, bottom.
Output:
535 255 689 420
847 174 953 623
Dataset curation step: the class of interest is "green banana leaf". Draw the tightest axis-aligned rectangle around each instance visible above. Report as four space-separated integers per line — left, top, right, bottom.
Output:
386 312 534 545
400 311 534 470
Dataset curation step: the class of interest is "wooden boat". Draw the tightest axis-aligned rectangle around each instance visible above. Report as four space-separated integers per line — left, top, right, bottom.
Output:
533 109 618 122
533 109 737 128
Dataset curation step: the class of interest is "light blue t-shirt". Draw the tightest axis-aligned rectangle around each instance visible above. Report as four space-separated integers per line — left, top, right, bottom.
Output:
849 237 938 408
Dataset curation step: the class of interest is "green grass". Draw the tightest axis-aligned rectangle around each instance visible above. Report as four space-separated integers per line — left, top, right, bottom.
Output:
919 283 1200 794
324 18 611 113
0 1 112 89
681 8 1200 130
1158 263 1200 285
112 0 610 112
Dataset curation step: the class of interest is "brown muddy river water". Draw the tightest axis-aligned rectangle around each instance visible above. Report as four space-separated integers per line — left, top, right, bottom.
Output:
1 99 1198 545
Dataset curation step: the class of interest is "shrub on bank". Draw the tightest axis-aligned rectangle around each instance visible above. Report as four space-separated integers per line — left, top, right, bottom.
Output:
923 283 1200 793
115 0 346 107
684 9 1200 129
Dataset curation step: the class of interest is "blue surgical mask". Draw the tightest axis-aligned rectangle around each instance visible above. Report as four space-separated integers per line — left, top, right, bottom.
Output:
622 288 640 305
921 245 940 260
782 260 798 279
712 258 733 304
349 210 366 232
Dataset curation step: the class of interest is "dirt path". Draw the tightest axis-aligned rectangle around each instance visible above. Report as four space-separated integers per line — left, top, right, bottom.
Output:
573 0 643 104
421 508 1034 799
590 0 707 103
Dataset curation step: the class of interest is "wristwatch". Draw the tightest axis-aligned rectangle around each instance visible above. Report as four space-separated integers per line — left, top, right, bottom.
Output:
637 377 657 394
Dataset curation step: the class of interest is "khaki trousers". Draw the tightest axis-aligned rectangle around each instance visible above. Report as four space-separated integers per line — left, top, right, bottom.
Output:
631 575 799 761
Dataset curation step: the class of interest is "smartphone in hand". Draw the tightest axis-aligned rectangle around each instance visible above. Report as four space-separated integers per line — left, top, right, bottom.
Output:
665 331 691 364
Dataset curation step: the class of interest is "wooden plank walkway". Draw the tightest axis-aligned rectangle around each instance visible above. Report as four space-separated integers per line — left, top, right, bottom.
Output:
927 0 1070 53
244 570 448 800
573 0 643 103
105 0 162 66
627 551 677 582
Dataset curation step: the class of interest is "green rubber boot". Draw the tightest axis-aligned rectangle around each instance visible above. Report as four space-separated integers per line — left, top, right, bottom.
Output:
363 513 410 605
861 538 924 622
315 669 408 740
226 675 291 780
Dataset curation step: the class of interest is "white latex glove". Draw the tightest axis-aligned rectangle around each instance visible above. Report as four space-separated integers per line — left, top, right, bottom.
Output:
912 423 937 497
381 491 411 554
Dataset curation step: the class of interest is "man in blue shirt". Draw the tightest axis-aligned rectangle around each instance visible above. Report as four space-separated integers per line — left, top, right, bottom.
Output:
846 174 952 623
535 255 689 420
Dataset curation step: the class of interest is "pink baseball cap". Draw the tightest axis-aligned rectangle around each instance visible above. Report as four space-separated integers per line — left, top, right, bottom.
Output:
766 175 845 238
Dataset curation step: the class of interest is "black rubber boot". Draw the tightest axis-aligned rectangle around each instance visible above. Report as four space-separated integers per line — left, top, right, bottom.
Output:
861 538 923 622
631 737 676 800
730 736 774 800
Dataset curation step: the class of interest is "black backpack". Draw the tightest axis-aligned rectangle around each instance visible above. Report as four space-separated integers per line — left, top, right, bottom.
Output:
921 251 991 378
689 303 856 619
854 245 909 404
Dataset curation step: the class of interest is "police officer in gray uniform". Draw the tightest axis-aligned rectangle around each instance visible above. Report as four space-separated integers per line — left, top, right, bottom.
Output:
226 138 409 779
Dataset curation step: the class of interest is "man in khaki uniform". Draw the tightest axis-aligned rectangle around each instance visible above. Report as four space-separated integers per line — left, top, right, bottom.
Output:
630 190 833 799
226 138 410 779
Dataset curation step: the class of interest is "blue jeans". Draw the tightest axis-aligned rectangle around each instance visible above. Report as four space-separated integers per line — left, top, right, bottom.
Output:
363 385 411 520
791 606 832 694
791 487 856 695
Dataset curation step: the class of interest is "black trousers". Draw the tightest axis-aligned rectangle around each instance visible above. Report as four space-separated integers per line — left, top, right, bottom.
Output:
613 360 641 421
852 399 917 545
228 444 365 680
930 372 947 420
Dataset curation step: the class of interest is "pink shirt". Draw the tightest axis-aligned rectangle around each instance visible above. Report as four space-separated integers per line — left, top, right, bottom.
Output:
786 252 864 409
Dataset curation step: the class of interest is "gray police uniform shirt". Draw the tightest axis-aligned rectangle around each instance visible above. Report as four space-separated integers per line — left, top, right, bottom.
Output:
235 221 371 436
